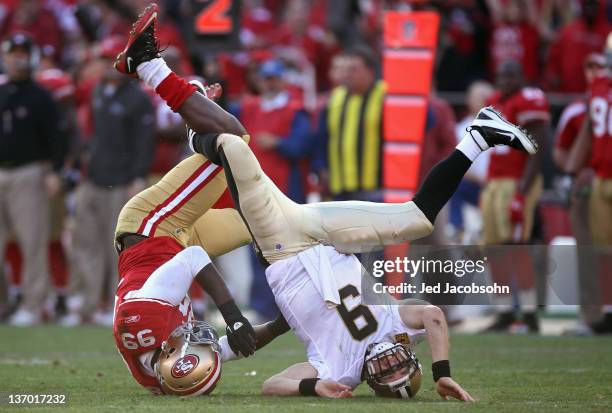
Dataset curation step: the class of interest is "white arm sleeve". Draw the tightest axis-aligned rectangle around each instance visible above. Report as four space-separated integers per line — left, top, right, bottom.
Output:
137 351 157 377
129 246 212 306
219 335 243 362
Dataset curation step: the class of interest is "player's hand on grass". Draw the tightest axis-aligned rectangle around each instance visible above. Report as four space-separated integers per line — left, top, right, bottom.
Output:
436 377 474 402
315 380 353 398
226 316 257 357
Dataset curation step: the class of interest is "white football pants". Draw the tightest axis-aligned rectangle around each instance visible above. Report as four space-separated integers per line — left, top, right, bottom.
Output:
216 134 433 264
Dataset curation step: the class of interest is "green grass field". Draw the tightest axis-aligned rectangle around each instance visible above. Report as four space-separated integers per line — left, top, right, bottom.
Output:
1 326 611 412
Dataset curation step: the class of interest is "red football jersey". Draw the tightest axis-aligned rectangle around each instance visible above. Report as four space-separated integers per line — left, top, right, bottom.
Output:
555 100 587 151
490 23 540 83
588 76 612 178
113 236 191 394
36 68 75 101
487 88 550 179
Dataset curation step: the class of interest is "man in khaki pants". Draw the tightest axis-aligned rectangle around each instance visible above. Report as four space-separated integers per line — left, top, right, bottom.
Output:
61 38 155 326
0 33 65 326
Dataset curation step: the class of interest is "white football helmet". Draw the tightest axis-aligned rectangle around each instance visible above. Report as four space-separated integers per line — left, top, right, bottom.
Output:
363 342 422 399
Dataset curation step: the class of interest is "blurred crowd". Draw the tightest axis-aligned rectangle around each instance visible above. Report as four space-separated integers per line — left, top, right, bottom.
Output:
0 0 611 335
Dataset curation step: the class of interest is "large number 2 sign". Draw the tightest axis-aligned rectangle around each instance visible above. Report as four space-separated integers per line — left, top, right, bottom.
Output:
195 0 233 35
591 97 612 139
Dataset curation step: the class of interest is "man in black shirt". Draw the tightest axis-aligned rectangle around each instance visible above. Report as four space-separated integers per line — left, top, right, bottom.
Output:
61 37 155 326
0 33 66 325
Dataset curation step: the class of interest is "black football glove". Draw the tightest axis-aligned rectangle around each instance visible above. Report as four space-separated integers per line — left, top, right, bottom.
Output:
219 301 256 357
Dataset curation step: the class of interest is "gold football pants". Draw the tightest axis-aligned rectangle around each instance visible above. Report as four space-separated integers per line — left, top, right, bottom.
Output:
115 154 251 258
590 177 612 245
480 177 542 245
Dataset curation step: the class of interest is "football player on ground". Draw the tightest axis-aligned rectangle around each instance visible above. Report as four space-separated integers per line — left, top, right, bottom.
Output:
109 7 281 396
113 3 536 400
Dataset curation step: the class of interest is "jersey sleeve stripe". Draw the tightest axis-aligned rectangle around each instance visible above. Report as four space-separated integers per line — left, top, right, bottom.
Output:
119 297 174 307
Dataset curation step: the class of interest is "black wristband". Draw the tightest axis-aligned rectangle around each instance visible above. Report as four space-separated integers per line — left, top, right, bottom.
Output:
298 378 320 396
219 300 241 323
432 360 451 382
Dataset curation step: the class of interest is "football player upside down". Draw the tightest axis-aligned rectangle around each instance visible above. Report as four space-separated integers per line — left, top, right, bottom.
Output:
112 3 537 400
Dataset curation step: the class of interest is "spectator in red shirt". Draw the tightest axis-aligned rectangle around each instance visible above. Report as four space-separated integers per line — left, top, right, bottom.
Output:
236 59 312 203
275 0 339 92
0 0 63 60
487 0 541 83
545 0 611 92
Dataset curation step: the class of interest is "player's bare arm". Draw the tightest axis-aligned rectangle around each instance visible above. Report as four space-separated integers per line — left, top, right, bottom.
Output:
219 314 290 361
194 262 256 357
179 89 246 137
253 315 290 350
399 304 474 402
261 362 353 398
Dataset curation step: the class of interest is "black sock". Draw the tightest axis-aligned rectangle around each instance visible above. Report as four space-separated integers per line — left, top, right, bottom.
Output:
191 132 222 165
412 149 472 224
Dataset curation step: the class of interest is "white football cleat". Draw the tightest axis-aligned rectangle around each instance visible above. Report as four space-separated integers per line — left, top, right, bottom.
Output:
470 106 538 155
58 312 82 327
91 310 114 327
8 308 40 327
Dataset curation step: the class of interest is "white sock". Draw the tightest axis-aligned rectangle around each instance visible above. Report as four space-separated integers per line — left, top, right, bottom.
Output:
219 335 243 362
456 128 489 162
136 57 172 90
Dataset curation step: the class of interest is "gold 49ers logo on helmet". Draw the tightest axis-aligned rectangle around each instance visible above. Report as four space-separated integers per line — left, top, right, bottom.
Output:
171 355 200 378
156 321 222 396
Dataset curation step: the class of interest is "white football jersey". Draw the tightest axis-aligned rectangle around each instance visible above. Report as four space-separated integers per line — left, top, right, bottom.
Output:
265 246 425 388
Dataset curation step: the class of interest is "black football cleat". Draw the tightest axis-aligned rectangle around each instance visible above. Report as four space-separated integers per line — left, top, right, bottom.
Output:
470 106 538 155
114 3 161 77
591 313 612 335
522 312 540 334
480 311 516 333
